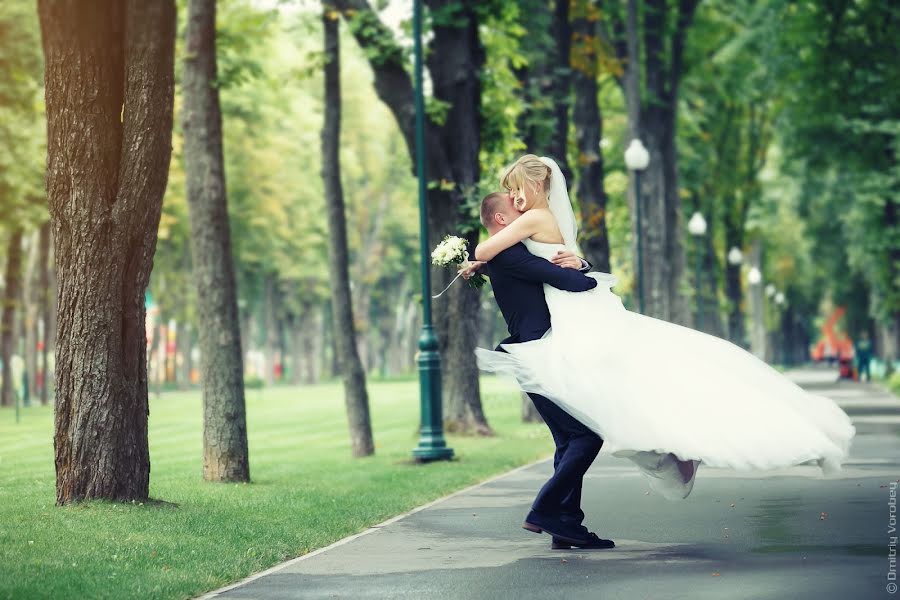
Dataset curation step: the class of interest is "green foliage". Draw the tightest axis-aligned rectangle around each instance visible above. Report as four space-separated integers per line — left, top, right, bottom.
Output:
0 0 46 229
887 371 900 397
343 5 406 67
773 0 900 329
156 5 421 358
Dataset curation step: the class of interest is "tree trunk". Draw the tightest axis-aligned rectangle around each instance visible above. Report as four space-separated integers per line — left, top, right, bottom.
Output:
37 221 52 405
181 324 194 389
619 0 696 324
747 239 767 359
322 8 374 457
287 311 303 385
724 224 745 345
263 274 277 386
701 225 725 338
335 0 490 434
183 0 250 483
39 0 175 503
522 392 543 423
1 229 23 407
23 231 40 406
425 0 491 435
311 303 324 382
549 0 572 182
571 2 611 272
441 280 492 435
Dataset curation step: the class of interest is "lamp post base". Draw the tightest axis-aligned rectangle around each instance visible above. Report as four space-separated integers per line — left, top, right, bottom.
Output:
412 444 455 463
412 327 454 463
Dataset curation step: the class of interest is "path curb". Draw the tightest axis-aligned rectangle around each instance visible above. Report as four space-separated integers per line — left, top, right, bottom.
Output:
195 456 551 599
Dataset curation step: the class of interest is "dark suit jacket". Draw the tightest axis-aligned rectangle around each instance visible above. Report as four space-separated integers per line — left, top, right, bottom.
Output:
487 243 597 347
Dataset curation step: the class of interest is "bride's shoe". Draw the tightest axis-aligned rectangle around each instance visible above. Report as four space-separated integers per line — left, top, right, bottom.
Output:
677 458 699 485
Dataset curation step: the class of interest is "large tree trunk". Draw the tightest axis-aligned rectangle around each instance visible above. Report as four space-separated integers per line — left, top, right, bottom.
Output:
39 0 175 504
1 229 23 407
549 0 572 182
183 0 250 482
618 0 696 323
426 1 492 436
322 8 374 457
571 2 611 272
334 0 491 435
37 221 53 405
514 0 572 183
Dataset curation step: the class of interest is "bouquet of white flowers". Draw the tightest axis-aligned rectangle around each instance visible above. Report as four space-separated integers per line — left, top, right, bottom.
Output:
430 235 485 297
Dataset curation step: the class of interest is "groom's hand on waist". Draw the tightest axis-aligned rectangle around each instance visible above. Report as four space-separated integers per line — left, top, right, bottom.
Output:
551 250 589 271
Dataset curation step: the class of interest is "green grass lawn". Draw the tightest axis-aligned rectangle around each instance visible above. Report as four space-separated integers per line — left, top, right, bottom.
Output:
0 376 550 600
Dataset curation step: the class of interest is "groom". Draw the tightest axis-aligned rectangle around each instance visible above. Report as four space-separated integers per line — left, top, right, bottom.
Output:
463 192 615 550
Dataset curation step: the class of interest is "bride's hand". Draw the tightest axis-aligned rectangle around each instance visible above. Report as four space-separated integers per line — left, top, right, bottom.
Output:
551 250 584 270
459 260 485 280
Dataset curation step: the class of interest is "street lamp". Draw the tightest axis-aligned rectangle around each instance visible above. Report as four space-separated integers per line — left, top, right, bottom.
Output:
624 139 650 313
688 211 707 331
411 0 453 463
766 283 776 298
747 266 762 285
775 291 785 305
727 246 743 266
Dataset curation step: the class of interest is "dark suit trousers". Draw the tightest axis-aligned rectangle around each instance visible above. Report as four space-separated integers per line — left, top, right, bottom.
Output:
528 393 603 525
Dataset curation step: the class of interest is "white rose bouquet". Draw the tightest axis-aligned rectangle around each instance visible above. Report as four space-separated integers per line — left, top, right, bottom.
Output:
430 235 486 297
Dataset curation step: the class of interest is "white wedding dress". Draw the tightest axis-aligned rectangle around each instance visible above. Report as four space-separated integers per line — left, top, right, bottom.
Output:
475 157 856 500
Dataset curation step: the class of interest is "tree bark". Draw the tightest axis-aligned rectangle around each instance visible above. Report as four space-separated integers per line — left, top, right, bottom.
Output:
550 0 572 183
572 2 611 272
1 229 23 407
513 0 572 183
615 0 697 323
322 8 375 457
335 0 491 434
39 0 175 503
182 0 250 482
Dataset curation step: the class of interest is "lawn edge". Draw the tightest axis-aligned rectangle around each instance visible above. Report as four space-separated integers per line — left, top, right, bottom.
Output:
194 455 551 599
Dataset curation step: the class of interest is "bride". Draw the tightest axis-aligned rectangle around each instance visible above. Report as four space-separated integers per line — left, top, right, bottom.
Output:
471 154 856 500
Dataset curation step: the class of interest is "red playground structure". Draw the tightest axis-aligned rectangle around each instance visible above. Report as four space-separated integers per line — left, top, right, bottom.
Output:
810 306 857 380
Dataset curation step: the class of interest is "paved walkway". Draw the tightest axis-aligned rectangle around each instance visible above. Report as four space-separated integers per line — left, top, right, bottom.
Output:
200 367 899 600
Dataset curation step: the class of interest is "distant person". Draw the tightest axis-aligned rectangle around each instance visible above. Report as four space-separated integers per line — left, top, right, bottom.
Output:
855 333 873 382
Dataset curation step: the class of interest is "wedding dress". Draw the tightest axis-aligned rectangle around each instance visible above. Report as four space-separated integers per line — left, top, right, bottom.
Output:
475 157 856 500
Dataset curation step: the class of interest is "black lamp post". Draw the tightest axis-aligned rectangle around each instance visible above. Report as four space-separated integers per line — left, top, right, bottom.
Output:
624 139 649 313
688 211 707 332
411 0 453 463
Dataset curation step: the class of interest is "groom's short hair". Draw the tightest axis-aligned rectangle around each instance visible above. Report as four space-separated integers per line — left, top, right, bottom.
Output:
480 192 509 229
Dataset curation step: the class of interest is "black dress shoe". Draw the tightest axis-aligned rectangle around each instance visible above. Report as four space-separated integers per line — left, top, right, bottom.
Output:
551 532 615 550
522 511 591 545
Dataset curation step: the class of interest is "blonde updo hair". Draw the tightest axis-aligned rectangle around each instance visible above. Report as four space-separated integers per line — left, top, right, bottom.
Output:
501 154 551 211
